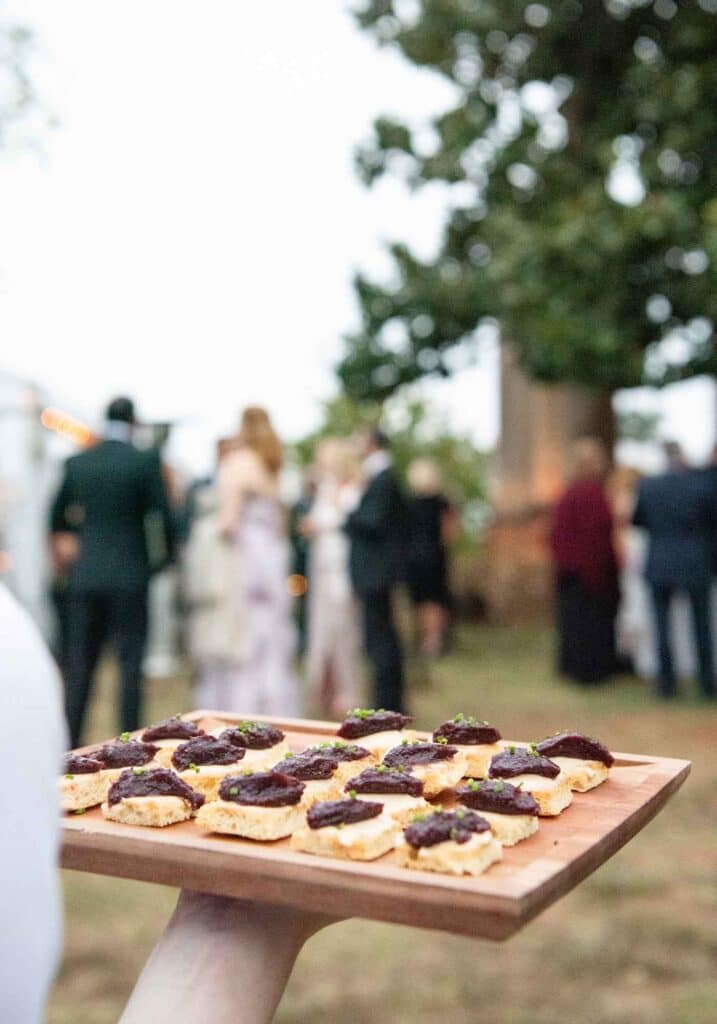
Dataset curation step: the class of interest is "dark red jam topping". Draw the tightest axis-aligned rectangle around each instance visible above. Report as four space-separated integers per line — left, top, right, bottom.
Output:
219 722 285 750
63 753 102 775
142 717 204 742
536 732 614 767
94 740 158 769
311 741 371 763
489 747 560 780
404 809 490 849
307 798 383 830
433 715 501 746
383 741 458 768
457 779 540 817
337 709 413 740
171 736 244 772
218 770 304 807
107 767 204 809
276 749 338 781
344 766 424 797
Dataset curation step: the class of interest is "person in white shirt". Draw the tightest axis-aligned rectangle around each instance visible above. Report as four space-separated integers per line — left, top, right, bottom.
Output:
0 584 66 1024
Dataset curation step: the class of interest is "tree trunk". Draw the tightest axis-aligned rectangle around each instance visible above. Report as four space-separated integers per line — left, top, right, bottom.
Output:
480 344 615 621
495 344 615 514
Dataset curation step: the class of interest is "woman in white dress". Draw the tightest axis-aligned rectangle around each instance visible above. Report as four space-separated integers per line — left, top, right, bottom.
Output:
209 407 298 716
186 476 247 710
302 438 362 718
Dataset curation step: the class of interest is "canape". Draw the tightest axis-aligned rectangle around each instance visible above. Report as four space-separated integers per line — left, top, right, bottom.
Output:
488 746 572 816
336 709 416 761
59 753 109 812
273 749 342 806
196 770 305 840
535 732 614 792
456 778 539 845
382 740 467 797
395 809 502 876
307 741 373 785
101 767 204 827
141 716 206 767
432 714 502 779
171 736 247 801
214 721 290 771
90 737 161 784
290 797 397 861
343 765 431 826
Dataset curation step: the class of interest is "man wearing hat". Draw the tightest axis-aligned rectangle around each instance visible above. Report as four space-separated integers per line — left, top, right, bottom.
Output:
50 397 175 746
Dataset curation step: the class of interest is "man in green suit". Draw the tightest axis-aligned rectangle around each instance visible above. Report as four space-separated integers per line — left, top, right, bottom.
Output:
50 397 175 746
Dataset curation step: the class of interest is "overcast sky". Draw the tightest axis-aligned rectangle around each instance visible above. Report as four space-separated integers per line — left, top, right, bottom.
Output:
0 0 712 474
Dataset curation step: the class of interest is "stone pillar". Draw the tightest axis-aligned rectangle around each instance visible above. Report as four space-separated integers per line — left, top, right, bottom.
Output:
481 346 614 620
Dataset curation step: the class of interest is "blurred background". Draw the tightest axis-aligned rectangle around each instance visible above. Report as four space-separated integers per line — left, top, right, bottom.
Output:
1 1 716 1022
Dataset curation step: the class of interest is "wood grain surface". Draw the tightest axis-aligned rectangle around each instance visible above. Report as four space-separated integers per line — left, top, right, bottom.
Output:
60 711 691 941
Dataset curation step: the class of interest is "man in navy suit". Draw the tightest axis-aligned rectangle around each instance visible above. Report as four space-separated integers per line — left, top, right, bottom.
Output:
345 429 407 712
633 444 716 699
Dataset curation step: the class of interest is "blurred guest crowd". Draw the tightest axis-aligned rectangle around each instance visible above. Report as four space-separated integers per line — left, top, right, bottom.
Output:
48 396 716 749
50 398 456 746
550 437 717 701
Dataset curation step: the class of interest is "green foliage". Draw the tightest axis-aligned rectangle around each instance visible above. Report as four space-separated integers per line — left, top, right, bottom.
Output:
293 394 383 467
340 0 717 401
293 394 489 543
617 408 661 442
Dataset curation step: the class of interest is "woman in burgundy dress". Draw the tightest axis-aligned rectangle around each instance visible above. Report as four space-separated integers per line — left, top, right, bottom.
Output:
550 438 621 684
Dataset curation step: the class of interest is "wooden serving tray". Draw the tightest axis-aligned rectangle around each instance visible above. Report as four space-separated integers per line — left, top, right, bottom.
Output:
60 711 690 941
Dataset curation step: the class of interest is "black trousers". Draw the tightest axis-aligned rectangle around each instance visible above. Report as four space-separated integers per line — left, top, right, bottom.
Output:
63 589 149 747
650 582 715 698
555 574 619 684
360 588 405 712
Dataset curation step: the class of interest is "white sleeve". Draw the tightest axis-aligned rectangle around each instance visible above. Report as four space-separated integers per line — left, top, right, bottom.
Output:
310 498 344 533
0 585 67 1024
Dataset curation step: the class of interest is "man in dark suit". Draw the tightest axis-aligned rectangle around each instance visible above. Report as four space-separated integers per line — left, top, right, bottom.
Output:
50 397 175 745
345 429 407 712
633 445 716 700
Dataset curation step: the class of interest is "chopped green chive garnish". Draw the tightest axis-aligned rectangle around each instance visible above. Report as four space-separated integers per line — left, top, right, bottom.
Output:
120 732 131 742
229 786 238 796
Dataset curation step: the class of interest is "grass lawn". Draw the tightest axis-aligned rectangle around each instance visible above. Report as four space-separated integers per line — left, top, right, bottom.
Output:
48 624 717 1024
